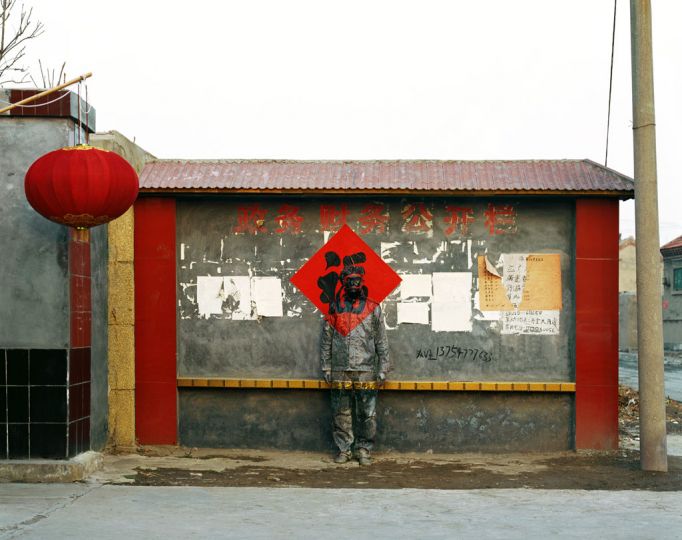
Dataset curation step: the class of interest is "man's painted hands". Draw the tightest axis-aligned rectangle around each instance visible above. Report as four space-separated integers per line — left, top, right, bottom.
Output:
377 371 386 387
323 370 332 384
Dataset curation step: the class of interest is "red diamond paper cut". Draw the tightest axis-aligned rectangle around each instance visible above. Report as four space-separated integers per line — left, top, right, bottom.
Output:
290 224 402 336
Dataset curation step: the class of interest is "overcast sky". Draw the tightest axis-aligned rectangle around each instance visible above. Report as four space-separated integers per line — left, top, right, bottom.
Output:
16 1 682 243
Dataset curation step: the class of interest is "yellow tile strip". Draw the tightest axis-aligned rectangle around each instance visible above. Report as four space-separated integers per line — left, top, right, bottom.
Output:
177 378 576 393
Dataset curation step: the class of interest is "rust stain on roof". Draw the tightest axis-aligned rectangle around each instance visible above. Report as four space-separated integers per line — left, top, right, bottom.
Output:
138 159 634 197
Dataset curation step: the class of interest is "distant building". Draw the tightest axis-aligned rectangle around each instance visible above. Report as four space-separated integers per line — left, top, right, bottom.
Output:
619 237 637 293
661 235 682 350
618 237 665 351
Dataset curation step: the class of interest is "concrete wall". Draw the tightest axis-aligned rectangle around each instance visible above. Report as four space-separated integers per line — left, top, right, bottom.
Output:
174 196 575 451
180 389 573 453
0 117 73 347
617 238 663 351
619 292 637 351
90 225 108 450
662 255 682 350
0 118 113 452
0 113 93 459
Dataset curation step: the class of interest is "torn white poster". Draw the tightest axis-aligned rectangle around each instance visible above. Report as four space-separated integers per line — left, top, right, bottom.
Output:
252 276 284 317
223 276 253 320
484 255 501 277
501 310 560 335
397 302 430 325
399 274 432 299
501 253 528 307
196 276 225 317
380 241 400 263
473 291 500 321
431 272 472 332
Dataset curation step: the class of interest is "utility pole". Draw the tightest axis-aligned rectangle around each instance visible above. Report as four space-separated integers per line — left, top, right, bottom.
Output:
630 0 667 471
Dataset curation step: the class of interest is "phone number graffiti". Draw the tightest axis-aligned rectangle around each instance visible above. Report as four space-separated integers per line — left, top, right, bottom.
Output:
416 346 494 362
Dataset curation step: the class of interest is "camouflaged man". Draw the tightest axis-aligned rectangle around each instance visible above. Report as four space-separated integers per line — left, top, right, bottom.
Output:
320 264 390 465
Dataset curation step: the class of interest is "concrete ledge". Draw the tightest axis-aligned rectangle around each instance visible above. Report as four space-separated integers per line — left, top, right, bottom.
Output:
0 451 103 483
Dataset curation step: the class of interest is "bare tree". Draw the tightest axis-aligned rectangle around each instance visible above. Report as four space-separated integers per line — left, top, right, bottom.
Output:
30 59 66 88
0 0 44 85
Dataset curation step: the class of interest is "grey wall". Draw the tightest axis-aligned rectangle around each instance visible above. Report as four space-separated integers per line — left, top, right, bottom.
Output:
176 197 574 381
179 389 573 453
619 292 638 351
0 114 109 452
0 117 74 348
90 224 108 450
175 196 576 451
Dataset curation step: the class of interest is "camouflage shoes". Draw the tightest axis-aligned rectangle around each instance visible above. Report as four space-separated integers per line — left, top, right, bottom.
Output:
334 451 351 464
357 448 372 466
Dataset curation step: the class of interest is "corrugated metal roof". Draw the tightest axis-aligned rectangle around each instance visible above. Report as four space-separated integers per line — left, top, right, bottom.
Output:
138 159 634 197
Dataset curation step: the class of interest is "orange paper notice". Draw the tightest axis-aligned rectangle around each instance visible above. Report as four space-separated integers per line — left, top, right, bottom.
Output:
478 254 562 311
478 256 513 311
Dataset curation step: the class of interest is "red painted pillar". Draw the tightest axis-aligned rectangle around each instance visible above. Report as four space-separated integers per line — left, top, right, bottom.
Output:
69 228 92 455
134 198 177 444
575 198 620 449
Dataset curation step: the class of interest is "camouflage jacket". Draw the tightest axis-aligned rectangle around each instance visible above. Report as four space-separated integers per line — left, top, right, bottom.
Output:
320 300 390 374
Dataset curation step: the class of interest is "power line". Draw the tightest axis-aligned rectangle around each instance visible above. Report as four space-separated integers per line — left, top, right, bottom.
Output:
605 0 617 167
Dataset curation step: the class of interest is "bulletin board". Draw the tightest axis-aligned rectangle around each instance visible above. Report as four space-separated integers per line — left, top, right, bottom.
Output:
176 197 575 382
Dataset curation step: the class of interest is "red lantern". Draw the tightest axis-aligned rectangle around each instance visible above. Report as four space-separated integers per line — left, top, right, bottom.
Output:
24 145 139 228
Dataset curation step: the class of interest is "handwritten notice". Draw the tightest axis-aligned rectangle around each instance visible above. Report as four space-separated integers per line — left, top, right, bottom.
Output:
518 254 562 310
478 254 562 312
501 310 560 335
478 256 514 311
416 345 494 362
501 254 527 307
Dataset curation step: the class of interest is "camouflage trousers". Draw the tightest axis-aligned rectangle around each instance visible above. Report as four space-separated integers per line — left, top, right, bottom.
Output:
330 371 378 454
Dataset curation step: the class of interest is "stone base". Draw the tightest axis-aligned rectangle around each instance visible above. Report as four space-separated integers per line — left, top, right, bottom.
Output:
0 451 103 483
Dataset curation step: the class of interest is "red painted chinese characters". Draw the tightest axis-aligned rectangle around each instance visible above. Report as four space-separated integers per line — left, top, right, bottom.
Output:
24 145 139 228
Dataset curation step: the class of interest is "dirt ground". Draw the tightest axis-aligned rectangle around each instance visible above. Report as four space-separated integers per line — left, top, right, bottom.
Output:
619 384 682 437
111 386 682 491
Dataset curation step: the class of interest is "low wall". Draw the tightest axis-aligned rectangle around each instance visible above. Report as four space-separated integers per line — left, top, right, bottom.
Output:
179 389 573 452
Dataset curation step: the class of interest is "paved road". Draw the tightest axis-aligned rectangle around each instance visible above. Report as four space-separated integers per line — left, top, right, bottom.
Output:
1 484 681 539
620 352 682 401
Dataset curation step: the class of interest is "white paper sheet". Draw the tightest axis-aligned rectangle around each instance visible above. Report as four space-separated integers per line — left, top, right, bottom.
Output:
252 276 284 317
380 241 401 263
501 310 560 335
196 276 225 317
399 274 432 299
397 302 430 325
430 272 472 332
473 291 500 321
223 276 253 320
501 253 528 307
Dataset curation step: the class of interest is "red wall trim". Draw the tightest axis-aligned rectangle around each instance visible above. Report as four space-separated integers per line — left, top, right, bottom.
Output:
134 198 177 445
575 198 619 450
69 228 92 349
